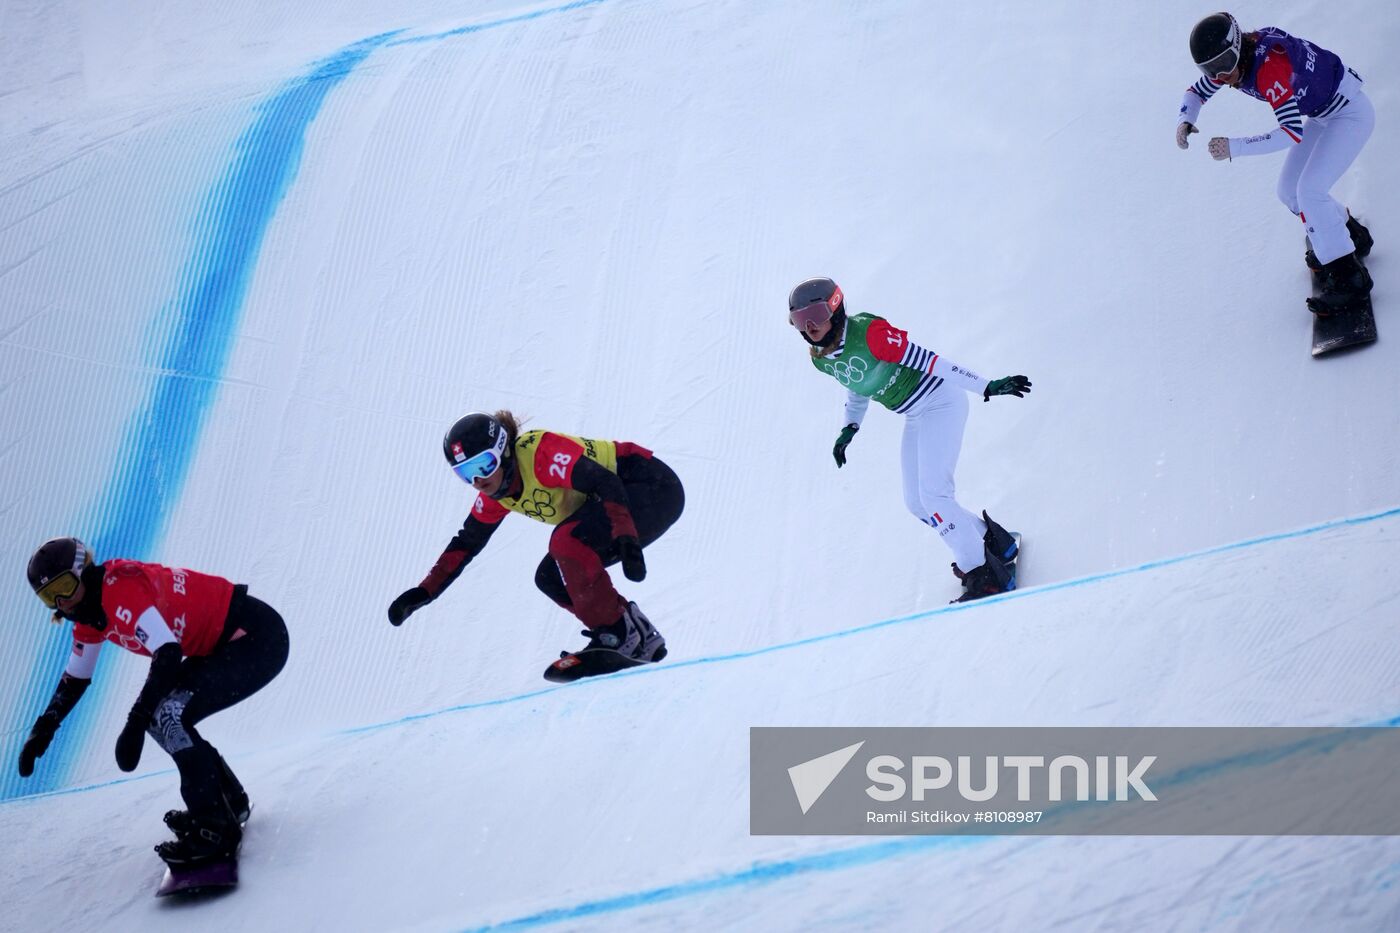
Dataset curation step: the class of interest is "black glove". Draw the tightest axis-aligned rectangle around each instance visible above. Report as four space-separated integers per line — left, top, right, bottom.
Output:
388 586 431 627
983 375 1032 401
833 424 859 467
114 711 148 773
17 715 59 778
617 536 647 582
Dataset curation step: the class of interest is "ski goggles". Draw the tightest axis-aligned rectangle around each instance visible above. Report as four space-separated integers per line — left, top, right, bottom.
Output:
35 570 81 609
1197 47 1240 80
449 431 509 484
1194 22 1241 80
789 286 843 330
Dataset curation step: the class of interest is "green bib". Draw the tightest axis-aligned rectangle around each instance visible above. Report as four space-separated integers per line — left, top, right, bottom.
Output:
810 314 921 410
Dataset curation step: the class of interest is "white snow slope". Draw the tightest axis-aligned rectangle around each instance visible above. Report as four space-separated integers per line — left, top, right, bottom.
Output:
2 0 1398 929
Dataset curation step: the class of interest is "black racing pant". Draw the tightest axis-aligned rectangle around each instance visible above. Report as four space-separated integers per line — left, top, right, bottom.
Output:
145 588 289 824
534 454 684 627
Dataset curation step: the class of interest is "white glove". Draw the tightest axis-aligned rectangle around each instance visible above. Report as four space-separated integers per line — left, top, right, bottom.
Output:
1176 122 1198 150
1208 137 1232 161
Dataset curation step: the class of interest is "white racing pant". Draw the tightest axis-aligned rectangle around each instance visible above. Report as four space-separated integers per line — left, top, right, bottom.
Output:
900 386 988 571
1278 70 1375 265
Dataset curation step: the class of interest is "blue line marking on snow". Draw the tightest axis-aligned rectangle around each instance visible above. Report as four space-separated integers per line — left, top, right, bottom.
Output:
13 712 1400 809
337 503 1400 737
4 0 629 802
4 0 628 806
20 505 1386 801
462 718 1400 930
466 836 982 932
385 0 608 47
2 32 398 802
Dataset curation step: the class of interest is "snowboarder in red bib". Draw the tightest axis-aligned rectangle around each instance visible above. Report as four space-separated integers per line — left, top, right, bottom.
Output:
1176 13 1375 313
790 277 1031 602
18 538 289 869
388 410 684 681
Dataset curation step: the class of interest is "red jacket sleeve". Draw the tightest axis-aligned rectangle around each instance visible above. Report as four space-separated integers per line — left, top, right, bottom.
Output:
865 318 912 364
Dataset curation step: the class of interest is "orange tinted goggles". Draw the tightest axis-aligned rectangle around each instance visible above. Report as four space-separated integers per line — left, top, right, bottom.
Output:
35 570 81 609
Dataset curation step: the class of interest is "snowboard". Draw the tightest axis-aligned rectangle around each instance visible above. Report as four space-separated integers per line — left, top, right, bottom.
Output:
154 807 249 898
543 643 669 683
1307 242 1377 357
156 858 238 897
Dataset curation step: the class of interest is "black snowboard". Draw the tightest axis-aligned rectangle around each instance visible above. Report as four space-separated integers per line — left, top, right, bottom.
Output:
543 644 668 683
1308 246 1377 357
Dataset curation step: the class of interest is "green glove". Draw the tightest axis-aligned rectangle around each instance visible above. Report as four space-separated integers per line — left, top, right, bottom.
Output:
833 424 859 467
983 375 1031 402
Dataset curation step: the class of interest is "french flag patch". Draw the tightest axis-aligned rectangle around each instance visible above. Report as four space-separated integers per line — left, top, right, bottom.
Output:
930 513 943 527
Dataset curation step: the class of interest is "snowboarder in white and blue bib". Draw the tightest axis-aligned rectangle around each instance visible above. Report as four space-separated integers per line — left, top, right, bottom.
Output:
1177 13 1374 313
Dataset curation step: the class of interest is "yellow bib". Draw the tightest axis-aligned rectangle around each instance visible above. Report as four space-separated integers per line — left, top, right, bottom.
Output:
498 430 618 525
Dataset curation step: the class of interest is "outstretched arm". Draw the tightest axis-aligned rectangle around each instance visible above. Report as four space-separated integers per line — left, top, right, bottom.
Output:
866 317 992 396
1209 53 1304 160
389 510 502 626
17 669 91 777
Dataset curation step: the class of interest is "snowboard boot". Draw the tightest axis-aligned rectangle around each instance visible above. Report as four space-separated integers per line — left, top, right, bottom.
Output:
163 754 251 833
1309 252 1373 315
1347 213 1373 259
156 813 241 867
951 560 1010 603
1305 215 1372 271
981 511 1018 565
164 797 250 838
566 601 667 663
213 753 251 823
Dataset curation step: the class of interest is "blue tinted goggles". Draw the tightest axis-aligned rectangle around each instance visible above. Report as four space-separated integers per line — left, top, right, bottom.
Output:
450 429 509 484
452 449 501 483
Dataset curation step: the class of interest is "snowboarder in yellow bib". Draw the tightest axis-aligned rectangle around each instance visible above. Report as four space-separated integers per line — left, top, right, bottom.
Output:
388 411 684 680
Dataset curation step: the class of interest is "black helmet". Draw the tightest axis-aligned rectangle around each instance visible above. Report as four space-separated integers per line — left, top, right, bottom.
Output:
788 277 843 315
28 537 93 609
1190 12 1242 79
443 412 511 486
788 277 847 348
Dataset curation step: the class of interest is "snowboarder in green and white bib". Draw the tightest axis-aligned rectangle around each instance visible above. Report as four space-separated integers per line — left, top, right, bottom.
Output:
790 277 1031 602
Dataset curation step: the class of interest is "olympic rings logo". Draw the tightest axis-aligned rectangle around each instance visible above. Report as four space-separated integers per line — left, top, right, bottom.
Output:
823 356 868 386
519 489 558 522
